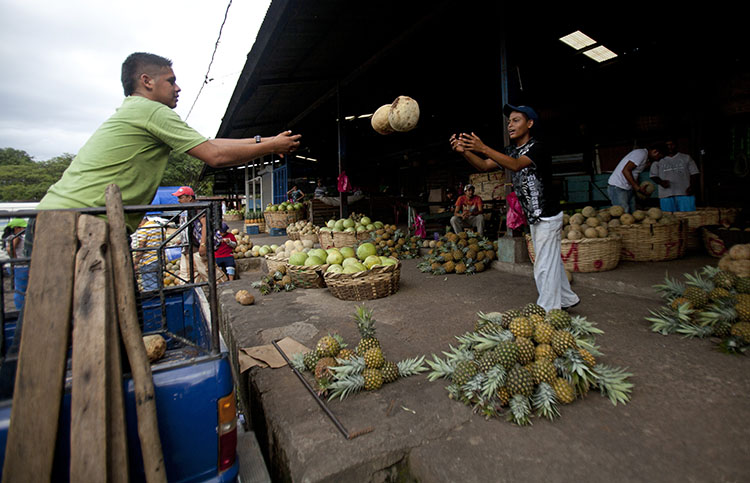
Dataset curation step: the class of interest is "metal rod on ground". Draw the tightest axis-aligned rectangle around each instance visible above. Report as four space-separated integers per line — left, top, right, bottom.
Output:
271 339 351 439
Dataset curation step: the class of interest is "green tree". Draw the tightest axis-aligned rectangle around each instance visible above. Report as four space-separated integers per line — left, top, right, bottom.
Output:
0 150 74 201
162 151 213 195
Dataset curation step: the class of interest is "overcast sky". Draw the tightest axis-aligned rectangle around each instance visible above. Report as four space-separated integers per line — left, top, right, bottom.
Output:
0 0 272 161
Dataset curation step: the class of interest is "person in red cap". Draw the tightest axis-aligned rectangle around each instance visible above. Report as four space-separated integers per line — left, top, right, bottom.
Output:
450 104 579 312
173 186 227 284
35 52 301 234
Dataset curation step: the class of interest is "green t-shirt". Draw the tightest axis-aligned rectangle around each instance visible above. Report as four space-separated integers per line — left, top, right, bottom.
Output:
37 96 207 231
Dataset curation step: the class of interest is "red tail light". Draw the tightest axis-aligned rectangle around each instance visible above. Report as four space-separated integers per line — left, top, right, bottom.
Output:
218 392 237 472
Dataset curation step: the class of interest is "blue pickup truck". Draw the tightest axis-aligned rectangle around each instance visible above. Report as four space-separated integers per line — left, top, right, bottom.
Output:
0 202 239 482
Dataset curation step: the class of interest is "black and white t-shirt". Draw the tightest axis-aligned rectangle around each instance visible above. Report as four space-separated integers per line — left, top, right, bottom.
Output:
503 138 560 225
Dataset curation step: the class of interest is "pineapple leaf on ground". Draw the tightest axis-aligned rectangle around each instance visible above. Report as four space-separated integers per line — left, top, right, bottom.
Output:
568 315 605 338
289 352 306 372
652 273 684 300
675 321 714 339
462 373 487 401
327 374 364 401
329 356 365 377
426 354 455 381
396 356 428 377
646 307 681 335
576 337 603 357
715 336 749 355
480 365 507 401
531 382 560 421
506 395 532 426
593 364 633 406
684 270 714 292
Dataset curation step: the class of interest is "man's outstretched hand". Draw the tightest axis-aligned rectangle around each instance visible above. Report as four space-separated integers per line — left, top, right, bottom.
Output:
271 130 302 156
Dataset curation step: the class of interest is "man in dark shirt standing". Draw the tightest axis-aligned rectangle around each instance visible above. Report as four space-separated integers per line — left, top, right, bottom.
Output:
450 104 579 311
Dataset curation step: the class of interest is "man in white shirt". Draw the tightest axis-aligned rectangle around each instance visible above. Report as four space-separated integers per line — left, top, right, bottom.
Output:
649 139 699 212
607 143 665 213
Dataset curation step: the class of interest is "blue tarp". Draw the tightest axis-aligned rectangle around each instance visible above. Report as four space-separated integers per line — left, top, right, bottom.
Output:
148 186 181 215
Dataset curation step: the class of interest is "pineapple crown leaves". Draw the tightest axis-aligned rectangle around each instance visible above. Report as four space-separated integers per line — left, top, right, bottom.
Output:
326 374 365 401
553 357 571 381
563 348 596 381
446 383 462 401
576 337 603 357
646 306 692 335
476 311 505 326
426 354 456 381
457 330 513 353
289 352 306 372
331 333 347 348
696 303 738 326
531 382 560 421
674 321 714 339
701 265 722 279
396 356 428 377
480 365 507 401
506 394 533 426
329 356 366 378
653 273 685 300
568 315 605 338
592 364 633 406
684 270 715 292
462 373 488 402
250 280 263 289
716 336 749 355
442 344 474 363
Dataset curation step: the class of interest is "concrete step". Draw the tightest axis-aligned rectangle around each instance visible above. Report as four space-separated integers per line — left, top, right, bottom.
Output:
237 427 271 483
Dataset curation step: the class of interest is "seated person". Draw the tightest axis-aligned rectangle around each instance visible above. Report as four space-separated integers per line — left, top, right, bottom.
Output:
215 223 237 281
450 184 484 236
314 179 327 198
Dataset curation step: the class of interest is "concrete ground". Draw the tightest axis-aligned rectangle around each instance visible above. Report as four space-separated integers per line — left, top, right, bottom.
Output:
220 224 749 483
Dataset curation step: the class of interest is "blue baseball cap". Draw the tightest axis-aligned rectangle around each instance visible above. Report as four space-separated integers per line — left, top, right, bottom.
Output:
503 104 538 122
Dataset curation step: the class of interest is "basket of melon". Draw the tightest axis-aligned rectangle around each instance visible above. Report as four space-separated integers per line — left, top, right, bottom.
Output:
322 242 401 300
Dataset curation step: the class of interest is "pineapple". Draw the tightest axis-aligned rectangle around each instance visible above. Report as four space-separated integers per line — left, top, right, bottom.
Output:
381 360 399 383
477 350 500 373
545 309 571 329
509 316 534 339
683 286 709 309
736 277 750 294
522 302 546 318
353 305 380 355
303 351 320 371
501 309 522 328
550 329 577 356
528 314 545 327
535 343 556 362
578 348 597 367
552 377 576 404
452 360 478 386
363 347 385 369
315 334 340 358
336 348 356 361
314 357 337 383
496 386 511 407
515 337 535 365
533 321 555 344
506 365 534 397
530 359 557 385
730 322 750 343
670 296 693 310
492 340 519 370
362 368 384 390
711 269 735 289
507 394 532 426
735 298 750 322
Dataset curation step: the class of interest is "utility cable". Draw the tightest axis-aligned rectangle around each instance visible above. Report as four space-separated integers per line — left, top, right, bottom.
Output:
185 0 233 121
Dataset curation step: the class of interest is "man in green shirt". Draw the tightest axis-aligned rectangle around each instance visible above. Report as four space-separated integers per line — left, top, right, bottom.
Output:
36 52 301 233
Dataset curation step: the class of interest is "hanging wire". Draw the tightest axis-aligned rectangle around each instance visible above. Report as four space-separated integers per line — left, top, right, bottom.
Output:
185 0 233 121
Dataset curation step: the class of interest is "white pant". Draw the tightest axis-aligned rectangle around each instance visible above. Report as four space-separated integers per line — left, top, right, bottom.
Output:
450 215 484 236
529 212 579 311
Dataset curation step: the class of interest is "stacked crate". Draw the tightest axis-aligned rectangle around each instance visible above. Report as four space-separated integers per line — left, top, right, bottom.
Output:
469 170 507 200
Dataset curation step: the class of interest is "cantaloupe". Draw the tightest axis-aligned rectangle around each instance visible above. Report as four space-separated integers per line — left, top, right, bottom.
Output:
371 104 394 135
388 96 420 132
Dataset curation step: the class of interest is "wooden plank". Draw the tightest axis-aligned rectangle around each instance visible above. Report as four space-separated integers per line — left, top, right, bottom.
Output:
1 210 78 483
105 184 167 483
106 243 130 483
69 215 110 481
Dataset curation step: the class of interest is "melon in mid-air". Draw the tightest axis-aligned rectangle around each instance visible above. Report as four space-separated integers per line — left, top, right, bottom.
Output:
371 104 394 135
388 96 420 132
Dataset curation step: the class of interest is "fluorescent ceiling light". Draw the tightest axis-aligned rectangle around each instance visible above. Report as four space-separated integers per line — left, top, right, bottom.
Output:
559 30 596 50
583 45 618 63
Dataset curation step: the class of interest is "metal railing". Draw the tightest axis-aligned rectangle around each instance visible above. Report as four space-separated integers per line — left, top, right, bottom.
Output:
0 201 225 362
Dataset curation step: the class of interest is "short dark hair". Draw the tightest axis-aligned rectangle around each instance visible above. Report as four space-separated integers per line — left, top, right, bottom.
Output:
647 141 667 154
121 52 172 96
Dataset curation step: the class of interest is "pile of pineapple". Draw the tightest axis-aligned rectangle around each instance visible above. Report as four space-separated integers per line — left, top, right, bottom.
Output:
417 231 497 275
562 205 678 240
647 248 750 353
291 305 426 399
250 265 296 295
426 303 633 425
365 224 422 259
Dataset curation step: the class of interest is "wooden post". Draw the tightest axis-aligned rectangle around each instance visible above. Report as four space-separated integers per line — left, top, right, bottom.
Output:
1 211 78 483
69 215 112 480
105 184 167 483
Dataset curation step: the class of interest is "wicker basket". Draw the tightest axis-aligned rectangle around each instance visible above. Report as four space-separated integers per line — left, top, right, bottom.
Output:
300 232 320 244
223 213 242 222
318 231 334 249
264 210 304 229
701 224 750 258
264 254 288 273
665 208 720 250
612 221 687 262
324 262 401 301
525 234 622 273
286 263 328 289
287 231 301 241
332 231 370 248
